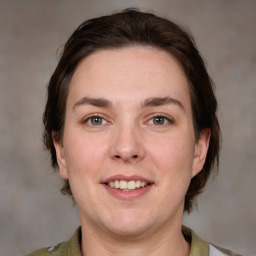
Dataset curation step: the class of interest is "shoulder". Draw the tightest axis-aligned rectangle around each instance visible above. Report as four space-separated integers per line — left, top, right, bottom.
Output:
22 242 66 256
182 226 242 256
209 244 242 256
22 227 81 256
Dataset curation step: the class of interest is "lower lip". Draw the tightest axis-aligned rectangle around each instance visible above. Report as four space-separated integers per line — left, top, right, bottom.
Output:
102 184 153 200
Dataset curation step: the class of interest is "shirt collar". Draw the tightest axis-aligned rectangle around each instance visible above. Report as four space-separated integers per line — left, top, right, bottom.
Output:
65 226 209 256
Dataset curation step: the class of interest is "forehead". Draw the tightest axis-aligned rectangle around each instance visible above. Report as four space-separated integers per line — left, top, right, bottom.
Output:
68 46 191 109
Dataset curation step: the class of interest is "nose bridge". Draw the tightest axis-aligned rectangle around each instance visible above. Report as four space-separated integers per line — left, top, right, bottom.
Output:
110 118 144 162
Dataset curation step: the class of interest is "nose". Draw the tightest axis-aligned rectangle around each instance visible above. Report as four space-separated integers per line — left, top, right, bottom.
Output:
109 124 145 163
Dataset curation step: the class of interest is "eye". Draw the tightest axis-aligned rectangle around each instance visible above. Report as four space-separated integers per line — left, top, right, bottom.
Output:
84 116 108 126
148 115 172 126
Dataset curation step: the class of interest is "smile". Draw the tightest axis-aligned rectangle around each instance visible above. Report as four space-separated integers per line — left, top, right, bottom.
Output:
102 175 153 200
107 180 149 190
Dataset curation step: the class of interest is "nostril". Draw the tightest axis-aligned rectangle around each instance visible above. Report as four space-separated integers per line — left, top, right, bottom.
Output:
114 154 138 160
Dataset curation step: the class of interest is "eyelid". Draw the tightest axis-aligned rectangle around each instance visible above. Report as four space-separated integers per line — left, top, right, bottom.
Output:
146 114 174 125
82 113 110 125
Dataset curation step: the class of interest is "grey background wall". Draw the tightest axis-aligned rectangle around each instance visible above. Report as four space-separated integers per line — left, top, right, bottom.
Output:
0 0 255 255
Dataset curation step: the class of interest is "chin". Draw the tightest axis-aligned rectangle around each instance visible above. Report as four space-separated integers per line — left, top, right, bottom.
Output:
106 222 154 239
101 210 156 238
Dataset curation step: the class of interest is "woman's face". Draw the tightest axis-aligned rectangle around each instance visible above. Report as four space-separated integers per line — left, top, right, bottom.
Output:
54 46 209 238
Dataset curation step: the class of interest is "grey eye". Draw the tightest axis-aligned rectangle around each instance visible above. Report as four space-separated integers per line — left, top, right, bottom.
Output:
87 116 107 125
91 117 103 125
148 115 172 126
154 116 165 125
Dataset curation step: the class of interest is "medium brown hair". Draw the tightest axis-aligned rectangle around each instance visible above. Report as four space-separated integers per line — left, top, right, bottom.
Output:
43 9 220 213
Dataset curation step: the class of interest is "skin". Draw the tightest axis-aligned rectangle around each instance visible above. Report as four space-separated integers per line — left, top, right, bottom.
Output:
53 46 210 256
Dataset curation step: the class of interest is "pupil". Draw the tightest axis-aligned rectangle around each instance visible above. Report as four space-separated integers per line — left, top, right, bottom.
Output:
154 117 164 125
92 117 102 125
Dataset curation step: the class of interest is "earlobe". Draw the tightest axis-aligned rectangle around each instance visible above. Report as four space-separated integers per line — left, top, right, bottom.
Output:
192 129 211 177
52 131 68 179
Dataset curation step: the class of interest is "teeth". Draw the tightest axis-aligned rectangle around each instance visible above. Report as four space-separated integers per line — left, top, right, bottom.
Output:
135 180 141 188
114 180 120 189
107 180 148 190
128 181 136 189
120 180 127 189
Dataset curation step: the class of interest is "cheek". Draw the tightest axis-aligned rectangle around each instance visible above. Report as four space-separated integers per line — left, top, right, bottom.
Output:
149 135 194 169
144 135 195 215
63 132 109 177
146 133 195 192
63 134 109 205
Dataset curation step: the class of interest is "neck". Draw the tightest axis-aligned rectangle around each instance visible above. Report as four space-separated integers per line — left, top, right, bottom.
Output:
80 214 190 256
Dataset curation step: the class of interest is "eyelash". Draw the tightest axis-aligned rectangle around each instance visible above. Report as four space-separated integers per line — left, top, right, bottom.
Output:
82 114 108 126
147 115 174 126
82 114 174 127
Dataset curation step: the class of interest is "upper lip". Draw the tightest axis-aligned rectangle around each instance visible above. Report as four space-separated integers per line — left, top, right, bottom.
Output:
102 175 153 184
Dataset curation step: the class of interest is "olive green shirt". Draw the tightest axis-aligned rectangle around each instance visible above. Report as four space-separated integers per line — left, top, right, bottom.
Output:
24 226 240 256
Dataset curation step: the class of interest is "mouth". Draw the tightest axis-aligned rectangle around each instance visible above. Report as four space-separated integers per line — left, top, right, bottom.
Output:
102 175 153 200
105 180 150 191
102 175 154 201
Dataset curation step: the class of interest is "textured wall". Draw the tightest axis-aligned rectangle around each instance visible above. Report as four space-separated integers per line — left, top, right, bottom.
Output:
0 0 255 255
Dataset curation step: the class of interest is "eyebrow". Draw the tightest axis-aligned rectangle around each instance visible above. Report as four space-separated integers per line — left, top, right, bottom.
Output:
141 97 185 111
73 96 185 111
73 97 112 110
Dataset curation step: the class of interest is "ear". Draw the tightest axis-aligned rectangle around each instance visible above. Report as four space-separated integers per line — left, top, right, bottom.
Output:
52 131 68 179
192 129 211 177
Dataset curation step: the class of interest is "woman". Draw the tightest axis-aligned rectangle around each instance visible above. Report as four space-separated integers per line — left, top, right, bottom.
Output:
25 9 240 256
